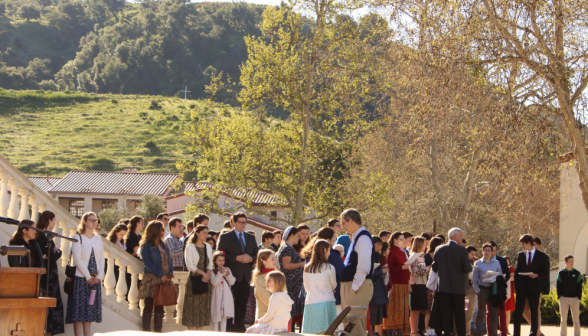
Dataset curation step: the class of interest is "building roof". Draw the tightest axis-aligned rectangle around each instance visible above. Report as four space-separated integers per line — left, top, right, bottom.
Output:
27 176 62 194
168 181 287 207
48 171 179 196
224 212 280 231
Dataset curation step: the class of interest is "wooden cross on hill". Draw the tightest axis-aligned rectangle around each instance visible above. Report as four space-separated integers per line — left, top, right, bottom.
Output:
181 86 190 101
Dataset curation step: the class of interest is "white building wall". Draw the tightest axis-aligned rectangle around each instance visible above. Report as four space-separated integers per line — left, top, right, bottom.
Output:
559 162 588 274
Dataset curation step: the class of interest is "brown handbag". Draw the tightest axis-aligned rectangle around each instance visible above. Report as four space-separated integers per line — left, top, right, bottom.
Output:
153 281 177 306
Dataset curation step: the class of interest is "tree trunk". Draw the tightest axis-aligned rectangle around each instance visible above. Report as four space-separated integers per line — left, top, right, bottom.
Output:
429 139 449 232
457 144 485 228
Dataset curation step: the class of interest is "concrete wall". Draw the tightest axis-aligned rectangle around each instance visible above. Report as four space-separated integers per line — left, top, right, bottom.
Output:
559 162 588 274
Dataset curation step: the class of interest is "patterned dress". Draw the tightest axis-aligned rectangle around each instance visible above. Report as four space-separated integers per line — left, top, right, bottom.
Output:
182 245 212 327
66 249 102 323
138 245 170 299
277 243 304 317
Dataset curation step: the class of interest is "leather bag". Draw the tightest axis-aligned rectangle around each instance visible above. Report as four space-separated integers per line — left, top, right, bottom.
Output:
190 246 210 295
63 234 81 295
153 281 177 306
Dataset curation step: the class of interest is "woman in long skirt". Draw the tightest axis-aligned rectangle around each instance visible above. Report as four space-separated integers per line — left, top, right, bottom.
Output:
276 226 306 331
37 211 65 335
384 232 410 336
183 224 213 329
65 212 105 336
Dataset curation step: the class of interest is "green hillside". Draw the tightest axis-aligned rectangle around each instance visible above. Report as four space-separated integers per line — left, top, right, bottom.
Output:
0 0 265 98
0 89 224 176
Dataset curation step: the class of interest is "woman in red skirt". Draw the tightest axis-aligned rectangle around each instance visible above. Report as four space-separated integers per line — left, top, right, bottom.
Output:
504 256 515 332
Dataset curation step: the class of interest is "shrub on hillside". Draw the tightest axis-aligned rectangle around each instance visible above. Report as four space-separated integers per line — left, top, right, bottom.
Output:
150 99 159 108
0 2 6 15
38 80 58 91
79 157 116 171
135 194 166 220
18 5 40 21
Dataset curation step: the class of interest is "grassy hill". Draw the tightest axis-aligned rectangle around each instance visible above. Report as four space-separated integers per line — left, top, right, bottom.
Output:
0 89 223 176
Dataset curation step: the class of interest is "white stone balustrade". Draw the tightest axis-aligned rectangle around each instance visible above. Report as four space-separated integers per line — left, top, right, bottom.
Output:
1 155 191 331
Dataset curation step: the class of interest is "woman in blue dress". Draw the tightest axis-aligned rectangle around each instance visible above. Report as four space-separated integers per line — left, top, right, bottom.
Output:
65 212 105 336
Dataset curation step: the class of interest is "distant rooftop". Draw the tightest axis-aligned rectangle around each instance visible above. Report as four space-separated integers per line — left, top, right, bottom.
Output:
27 176 62 194
46 171 179 196
169 181 286 206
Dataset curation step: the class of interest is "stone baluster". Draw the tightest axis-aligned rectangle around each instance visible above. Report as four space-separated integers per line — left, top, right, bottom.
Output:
38 204 46 213
51 216 61 249
128 266 140 311
115 259 128 303
0 170 10 217
103 250 117 296
174 272 189 325
29 195 39 223
17 188 30 221
58 221 70 267
139 273 145 316
164 301 175 324
7 179 19 219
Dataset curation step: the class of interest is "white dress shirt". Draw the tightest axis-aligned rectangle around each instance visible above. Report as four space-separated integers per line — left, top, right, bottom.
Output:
185 243 214 273
303 264 337 304
71 233 105 280
525 247 536 265
348 226 373 291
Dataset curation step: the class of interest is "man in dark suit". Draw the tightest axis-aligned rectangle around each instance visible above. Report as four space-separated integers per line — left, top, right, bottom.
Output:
217 212 259 332
513 234 550 336
487 241 511 336
431 228 472 336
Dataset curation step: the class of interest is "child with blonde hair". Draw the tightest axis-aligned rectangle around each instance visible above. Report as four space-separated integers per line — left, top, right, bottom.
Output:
245 271 293 335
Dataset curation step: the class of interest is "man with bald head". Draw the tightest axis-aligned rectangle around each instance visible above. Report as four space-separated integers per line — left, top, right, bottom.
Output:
430 228 472 336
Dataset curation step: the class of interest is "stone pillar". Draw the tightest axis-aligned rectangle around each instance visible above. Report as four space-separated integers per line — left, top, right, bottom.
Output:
174 271 189 325
115 259 128 304
84 196 93 215
7 179 20 219
17 188 30 221
38 204 46 213
139 273 145 316
103 250 117 297
29 195 39 223
0 170 10 217
59 221 70 267
128 266 140 311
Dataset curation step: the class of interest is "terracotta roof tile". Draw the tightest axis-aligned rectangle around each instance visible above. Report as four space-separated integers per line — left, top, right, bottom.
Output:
48 171 179 196
27 176 62 194
171 181 287 206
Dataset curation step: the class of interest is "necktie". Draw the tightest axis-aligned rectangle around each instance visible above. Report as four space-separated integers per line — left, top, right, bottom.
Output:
239 233 246 252
527 251 532 266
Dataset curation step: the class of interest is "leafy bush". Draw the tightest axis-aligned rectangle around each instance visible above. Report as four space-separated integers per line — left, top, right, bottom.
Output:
135 194 166 220
189 103 196 109
111 99 118 104
539 281 588 325
79 157 116 171
98 207 125 233
150 99 159 108
144 140 156 148
0 2 6 16
17 5 40 21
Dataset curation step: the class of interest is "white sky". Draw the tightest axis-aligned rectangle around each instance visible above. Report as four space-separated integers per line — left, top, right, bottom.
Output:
191 0 283 6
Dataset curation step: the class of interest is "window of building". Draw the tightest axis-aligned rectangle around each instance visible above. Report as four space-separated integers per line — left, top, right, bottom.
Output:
102 199 118 210
69 199 84 218
270 210 278 218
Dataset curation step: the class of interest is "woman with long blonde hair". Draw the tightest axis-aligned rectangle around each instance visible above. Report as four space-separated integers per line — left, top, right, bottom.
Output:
65 212 105 336
137 221 174 332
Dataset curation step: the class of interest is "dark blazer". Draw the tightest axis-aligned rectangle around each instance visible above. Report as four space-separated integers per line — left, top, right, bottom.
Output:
217 230 259 282
496 255 510 282
514 249 549 294
432 240 472 295
8 238 44 268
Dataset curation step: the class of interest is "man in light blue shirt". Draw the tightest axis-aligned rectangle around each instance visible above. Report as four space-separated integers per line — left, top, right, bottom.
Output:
472 243 503 336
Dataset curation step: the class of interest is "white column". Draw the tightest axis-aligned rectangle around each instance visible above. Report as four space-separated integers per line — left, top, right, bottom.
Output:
7 179 20 219
175 272 189 325
51 214 61 248
103 250 117 296
59 221 70 267
0 170 10 217
17 188 30 221
139 273 145 316
29 195 39 223
164 301 175 324
128 266 140 311
83 196 93 214
115 259 128 303
38 204 46 213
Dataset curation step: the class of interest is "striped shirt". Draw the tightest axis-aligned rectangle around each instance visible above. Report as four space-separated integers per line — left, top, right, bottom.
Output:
164 234 184 269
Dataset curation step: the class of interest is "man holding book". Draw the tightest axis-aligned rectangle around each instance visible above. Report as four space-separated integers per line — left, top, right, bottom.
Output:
472 242 503 336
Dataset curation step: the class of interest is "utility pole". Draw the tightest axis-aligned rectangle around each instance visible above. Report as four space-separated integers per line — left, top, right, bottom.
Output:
181 86 190 101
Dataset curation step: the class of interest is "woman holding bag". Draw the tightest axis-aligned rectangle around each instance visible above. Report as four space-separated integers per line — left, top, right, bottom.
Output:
65 212 105 336
137 221 174 333
183 224 213 330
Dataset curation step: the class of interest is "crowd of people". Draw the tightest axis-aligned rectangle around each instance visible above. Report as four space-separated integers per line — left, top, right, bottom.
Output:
5 209 585 336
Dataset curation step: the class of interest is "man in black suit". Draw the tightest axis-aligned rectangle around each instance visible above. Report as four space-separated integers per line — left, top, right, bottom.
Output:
487 241 511 336
431 228 472 336
513 234 550 336
217 212 259 332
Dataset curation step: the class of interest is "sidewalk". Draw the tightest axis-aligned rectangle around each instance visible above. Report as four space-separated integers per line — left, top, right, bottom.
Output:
511 324 588 336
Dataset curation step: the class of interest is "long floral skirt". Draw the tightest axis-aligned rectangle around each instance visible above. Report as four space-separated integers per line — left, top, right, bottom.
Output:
182 275 212 327
383 284 410 336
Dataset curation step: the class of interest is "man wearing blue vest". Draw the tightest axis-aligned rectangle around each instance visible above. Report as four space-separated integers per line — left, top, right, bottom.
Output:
340 208 375 336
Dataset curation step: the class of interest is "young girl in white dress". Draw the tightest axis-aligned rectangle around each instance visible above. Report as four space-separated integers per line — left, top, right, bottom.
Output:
210 251 236 332
245 271 293 335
